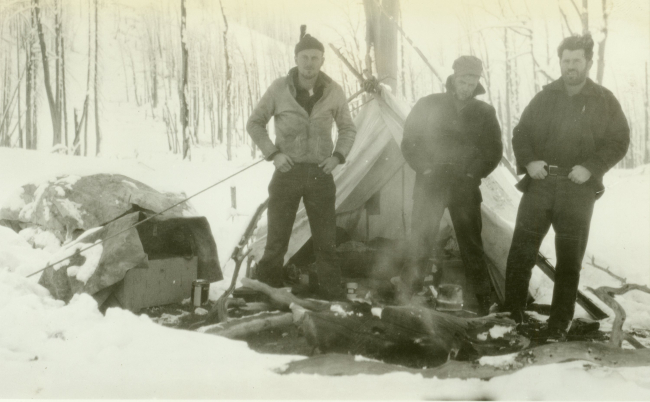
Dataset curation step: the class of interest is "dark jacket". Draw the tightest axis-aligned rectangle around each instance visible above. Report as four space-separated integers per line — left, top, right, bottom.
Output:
513 78 630 195
401 76 503 182
247 67 357 164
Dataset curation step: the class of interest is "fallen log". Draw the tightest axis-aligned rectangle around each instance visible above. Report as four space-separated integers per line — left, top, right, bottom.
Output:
280 341 650 379
199 311 293 339
298 305 524 368
240 278 333 312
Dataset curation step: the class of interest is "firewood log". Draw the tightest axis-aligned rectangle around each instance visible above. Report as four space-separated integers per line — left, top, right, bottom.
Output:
199 311 293 339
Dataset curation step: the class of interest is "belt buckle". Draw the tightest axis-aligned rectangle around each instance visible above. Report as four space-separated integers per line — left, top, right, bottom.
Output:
547 165 559 176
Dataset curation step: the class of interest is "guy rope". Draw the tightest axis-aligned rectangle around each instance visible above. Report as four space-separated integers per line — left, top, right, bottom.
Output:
26 158 265 278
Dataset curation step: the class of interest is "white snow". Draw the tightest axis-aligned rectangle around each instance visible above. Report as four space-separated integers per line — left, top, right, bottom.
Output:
19 227 62 252
0 147 649 401
65 241 103 284
489 325 514 339
478 353 517 368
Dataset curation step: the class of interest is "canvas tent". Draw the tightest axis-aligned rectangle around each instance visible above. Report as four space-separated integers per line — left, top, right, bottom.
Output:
249 87 526 303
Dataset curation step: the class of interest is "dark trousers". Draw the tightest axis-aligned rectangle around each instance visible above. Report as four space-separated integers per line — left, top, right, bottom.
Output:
504 176 596 330
256 164 341 292
402 176 492 298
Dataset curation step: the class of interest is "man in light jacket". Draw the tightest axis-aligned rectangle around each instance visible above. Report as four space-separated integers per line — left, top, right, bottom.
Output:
247 29 356 300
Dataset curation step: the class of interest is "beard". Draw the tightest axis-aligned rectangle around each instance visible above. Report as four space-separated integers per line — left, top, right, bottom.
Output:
562 68 588 86
455 90 472 101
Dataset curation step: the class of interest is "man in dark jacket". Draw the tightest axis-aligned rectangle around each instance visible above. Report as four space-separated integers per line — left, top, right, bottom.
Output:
400 56 503 314
246 30 357 300
504 34 630 341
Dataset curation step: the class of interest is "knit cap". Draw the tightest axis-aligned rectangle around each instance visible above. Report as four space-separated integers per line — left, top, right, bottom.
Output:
294 25 324 55
452 55 483 76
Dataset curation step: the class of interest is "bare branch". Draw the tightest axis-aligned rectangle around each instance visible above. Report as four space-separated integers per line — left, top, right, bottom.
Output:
589 284 650 348
569 0 581 17
558 4 576 36
587 256 627 283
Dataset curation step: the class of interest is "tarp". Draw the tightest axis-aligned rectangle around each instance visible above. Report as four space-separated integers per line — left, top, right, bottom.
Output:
38 211 222 306
0 173 194 242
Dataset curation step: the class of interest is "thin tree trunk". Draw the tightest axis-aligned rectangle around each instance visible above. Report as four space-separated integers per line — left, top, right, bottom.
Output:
180 0 190 159
62 35 69 148
581 0 589 34
129 50 140 106
84 0 92 156
17 24 23 149
54 0 61 145
25 14 33 150
220 0 233 161
596 0 609 85
94 0 101 156
217 82 223 143
504 29 513 162
151 38 158 108
643 62 650 163
2 57 8 145
33 0 61 147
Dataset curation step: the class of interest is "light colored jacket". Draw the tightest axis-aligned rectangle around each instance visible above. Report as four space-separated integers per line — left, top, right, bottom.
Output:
247 68 357 164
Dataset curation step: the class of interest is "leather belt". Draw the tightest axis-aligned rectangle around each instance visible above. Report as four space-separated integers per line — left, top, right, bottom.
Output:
545 165 572 176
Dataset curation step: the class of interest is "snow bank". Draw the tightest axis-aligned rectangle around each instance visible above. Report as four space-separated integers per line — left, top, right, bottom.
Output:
2 149 650 399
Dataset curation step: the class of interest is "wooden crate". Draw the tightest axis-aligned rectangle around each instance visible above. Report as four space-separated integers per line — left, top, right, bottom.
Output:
115 256 198 311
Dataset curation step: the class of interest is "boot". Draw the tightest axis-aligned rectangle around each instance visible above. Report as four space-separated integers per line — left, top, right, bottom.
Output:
475 293 493 316
254 263 284 288
313 261 347 301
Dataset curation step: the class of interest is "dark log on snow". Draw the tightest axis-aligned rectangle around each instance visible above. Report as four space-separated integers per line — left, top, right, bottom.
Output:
240 278 333 312
200 311 293 339
298 305 525 368
280 341 650 379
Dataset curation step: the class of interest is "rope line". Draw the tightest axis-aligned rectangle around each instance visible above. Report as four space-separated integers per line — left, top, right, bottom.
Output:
26 158 266 278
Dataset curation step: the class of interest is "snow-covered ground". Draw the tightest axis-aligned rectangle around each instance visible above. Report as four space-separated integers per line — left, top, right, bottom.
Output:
1 147 650 399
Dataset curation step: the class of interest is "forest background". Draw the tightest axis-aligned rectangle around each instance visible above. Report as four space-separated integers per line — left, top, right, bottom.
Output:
0 0 648 169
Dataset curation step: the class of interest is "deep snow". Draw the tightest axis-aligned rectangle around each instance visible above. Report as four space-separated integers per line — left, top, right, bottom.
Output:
1 148 650 399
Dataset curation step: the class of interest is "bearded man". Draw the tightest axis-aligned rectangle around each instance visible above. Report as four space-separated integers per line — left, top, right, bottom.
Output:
503 34 630 341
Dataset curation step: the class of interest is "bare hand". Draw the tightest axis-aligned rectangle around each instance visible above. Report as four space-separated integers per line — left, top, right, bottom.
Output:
568 165 592 184
273 153 294 172
526 160 548 180
318 156 340 174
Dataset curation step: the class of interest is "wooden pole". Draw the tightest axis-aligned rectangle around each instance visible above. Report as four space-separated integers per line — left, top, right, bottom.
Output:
372 0 444 89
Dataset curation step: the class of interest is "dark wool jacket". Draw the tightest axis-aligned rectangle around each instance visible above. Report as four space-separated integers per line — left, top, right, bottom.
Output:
401 76 503 182
513 78 630 195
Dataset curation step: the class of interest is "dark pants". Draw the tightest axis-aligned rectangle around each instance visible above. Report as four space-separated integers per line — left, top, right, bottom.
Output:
504 176 596 330
256 164 341 294
402 175 492 299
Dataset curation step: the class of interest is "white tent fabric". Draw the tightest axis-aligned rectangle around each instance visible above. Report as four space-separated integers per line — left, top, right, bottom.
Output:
248 87 590 307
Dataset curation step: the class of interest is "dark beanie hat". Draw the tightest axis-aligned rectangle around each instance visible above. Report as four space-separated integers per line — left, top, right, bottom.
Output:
294 25 324 55
452 55 483 76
